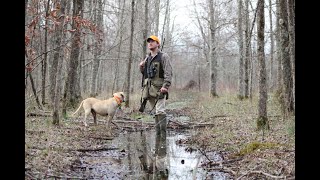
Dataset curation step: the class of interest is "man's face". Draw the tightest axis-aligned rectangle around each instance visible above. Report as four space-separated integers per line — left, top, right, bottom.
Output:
147 40 159 50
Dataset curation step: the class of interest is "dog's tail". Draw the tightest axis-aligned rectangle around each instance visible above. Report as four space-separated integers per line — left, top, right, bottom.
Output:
72 100 84 117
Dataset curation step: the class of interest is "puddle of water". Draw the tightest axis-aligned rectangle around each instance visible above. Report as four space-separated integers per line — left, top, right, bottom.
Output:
71 130 230 180
166 132 206 180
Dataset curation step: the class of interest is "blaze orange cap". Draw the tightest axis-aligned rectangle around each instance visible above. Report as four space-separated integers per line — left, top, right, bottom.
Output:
147 35 160 44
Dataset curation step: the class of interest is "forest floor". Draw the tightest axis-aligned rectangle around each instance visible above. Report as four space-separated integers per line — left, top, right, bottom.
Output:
25 91 295 179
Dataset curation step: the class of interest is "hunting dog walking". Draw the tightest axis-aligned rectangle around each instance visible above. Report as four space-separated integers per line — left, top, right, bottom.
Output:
72 92 125 135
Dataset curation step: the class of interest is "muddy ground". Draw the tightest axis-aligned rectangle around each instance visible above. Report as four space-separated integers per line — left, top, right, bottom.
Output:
25 91 295 179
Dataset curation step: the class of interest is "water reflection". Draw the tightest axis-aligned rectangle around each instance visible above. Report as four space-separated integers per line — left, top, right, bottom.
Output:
74 129 225 179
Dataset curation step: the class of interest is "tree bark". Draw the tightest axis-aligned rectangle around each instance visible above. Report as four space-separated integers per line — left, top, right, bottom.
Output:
51 0 67 125
279 0 294 115
62 0 84 116
125 0 135 107
237 0 245 99
142 0 149 58
112 0 125 94
193 0 209 63
90 0 103 97
268 0 275 91
256 0 269 131
276 0 282 92
154 0 160 35
208 0 218 97
41 0 50 106
244 0 250 98
287 0 295 111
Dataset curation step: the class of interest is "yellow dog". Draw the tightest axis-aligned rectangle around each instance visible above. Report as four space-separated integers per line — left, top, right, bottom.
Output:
72 92 125 135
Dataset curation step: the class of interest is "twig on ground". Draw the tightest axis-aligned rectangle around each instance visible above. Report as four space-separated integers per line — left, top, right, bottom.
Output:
76 147 118 152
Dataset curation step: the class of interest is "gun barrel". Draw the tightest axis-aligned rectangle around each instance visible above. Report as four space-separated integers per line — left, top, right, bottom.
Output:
139 99 148 112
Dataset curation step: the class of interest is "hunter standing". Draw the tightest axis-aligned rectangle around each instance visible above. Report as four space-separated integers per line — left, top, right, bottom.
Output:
139 35 173 123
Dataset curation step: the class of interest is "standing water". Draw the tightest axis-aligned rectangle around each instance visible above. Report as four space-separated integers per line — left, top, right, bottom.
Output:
71 129 230 179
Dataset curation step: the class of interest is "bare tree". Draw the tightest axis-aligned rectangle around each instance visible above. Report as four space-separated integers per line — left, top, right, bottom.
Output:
62 0 84 116
208 0 218 97
50 0 67 125
287 0 295 111
275 0 282 92
237 0 245 99
244 0 250 98
154 0 160 35
268 0 275 91
41 0 51 106
256 0 269 131
112 0 126 94
279 0 294 116
90 0 103 97
125 0 135 107
192 0 209 63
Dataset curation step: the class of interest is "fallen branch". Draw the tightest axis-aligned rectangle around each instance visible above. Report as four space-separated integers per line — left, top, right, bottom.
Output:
250 171 285 179
168 120 190 128
236 169 285 180
88 136 114 140
27 112 52 117
115 116 138 121
44 173 84 179
76 147 118 152
209 157 243 166
206 166 236 176
113 120 140 123
25 130 46 135
190 122 215 127
26 145 46 150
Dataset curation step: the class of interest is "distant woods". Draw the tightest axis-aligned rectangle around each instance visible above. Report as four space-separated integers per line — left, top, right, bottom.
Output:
25 0 294 125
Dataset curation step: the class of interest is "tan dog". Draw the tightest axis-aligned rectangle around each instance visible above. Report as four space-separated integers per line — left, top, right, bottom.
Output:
72 92 125 135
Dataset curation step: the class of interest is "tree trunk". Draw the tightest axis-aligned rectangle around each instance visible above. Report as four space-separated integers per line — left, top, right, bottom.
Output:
51 0 67 125
154 0 160 35
256 0 269 131
193 0 209 64
142 0 149 58
268 0 275 91
41 0 50 106
279 0 294 115
90 0 103 97
112 0 125 94
125 0 135 107
287 0 295 111
62 0 84 116
29 72 42 110
208 0 218 97
244 0 250 98
161 0 170 41
25 0 28 16
276 0 282 92
237 0 245 99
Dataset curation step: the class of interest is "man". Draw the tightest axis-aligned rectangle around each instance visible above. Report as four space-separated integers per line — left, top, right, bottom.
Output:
139 35 172 125
139 35 172 177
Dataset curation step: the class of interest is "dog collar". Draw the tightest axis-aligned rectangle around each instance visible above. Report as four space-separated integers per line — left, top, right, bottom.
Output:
114 96 122 106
